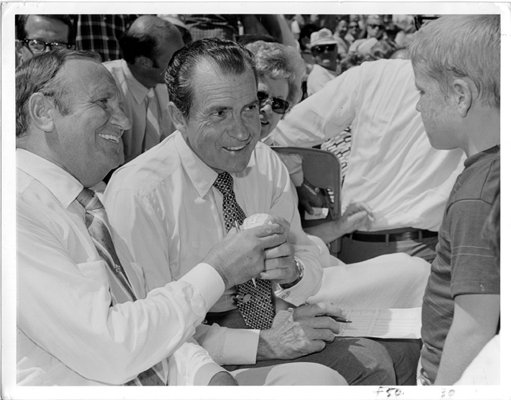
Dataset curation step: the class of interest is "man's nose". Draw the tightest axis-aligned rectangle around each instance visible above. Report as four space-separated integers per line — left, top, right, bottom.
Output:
111 104 132 131
230 115 251 141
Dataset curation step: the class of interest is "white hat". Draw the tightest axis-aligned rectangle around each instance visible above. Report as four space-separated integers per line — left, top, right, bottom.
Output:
310 28 338 47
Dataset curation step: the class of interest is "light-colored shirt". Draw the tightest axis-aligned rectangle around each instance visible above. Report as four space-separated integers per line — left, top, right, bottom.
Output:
273 59 466 232
307 64 337 96
103 131 323 365
103 59 174 164
16 149 225 386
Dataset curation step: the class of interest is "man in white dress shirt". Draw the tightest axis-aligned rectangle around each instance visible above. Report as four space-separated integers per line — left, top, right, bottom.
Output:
273 58 465 264
104 38 421 386
103 15 184 165
307 28 338 95
16 49 347 386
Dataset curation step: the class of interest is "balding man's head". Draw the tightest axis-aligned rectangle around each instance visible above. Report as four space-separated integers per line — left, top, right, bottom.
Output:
119 15 184 87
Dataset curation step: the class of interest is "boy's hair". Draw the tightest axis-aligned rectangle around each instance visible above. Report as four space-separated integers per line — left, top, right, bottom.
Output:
409 15 500 109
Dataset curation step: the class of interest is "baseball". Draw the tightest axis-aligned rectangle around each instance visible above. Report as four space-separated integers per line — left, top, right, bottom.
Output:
241 213 273 230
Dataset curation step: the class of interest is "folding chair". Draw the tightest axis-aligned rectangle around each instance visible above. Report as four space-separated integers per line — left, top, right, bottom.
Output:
272 146 342 256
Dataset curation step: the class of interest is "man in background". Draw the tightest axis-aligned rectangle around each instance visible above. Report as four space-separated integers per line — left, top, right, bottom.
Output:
307 28 338 95
272 57 465 264
15 14 76 65
104 15 183 165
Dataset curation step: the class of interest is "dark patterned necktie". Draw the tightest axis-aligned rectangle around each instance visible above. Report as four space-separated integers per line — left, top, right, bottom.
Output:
213 172 274 330
76 188 165 385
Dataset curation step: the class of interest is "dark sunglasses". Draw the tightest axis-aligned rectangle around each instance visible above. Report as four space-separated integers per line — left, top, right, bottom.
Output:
311 44 336 53
367 24 383 29
19 38 75 54
257 91 290 115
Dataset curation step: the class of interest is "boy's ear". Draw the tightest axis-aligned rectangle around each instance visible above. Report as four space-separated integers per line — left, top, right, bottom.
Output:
168 101 188 133
452 78 473 118
28 92 56 132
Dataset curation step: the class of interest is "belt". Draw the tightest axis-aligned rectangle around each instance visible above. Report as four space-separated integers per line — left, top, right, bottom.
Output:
350 229 438 243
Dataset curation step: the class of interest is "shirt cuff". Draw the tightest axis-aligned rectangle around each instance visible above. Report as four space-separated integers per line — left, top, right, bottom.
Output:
193 362 228 386
181 263 225 311
223 329 260 365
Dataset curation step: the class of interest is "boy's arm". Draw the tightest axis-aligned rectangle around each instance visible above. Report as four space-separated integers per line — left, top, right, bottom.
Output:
434 293 500 385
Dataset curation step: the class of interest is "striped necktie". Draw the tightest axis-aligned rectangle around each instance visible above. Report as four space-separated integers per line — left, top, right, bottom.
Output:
143 88 160 151
213 172 275 330
76 188 166 385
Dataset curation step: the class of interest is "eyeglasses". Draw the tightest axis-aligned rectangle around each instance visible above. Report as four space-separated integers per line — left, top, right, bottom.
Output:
367 24 383 29
311 44 336 53
257 91 290 115
18 38 75 54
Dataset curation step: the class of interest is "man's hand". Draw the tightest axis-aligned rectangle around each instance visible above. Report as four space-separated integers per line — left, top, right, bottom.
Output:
208 371 238 386
296 180 329 215
260 242 299 285
203 223 285 289
262 215 291 240
257 303 344 361
336 202 374 235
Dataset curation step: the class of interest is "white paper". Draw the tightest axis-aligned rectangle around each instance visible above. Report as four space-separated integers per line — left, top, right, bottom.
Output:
335 307 422 339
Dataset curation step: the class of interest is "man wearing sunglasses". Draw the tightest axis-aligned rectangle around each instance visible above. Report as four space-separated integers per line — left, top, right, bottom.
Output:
15 15 76 65
307 28 339 96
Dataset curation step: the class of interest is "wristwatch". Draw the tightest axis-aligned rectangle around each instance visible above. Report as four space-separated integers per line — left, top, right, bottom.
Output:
280 257 304 289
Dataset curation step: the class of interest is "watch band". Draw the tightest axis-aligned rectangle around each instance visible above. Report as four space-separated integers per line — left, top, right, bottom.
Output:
280 257 304 289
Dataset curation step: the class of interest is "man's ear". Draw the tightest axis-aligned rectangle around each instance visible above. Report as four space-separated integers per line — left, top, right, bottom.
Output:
28 92 56 132
134 55 152 69
168 101 188 133
452 78 473 118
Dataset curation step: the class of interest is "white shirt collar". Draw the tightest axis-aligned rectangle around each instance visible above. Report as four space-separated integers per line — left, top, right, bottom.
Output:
174 132 219 198
17 148 84 209
174 131 258 198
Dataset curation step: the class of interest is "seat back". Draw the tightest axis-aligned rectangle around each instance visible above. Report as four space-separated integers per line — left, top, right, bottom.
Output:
273 146 342 255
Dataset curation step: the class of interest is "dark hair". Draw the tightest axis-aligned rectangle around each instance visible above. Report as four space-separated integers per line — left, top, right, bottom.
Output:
16 50 101 137
119 31 158 64
119 16 175 65
165 38 257 119
299 24 320 51
15 14 76 44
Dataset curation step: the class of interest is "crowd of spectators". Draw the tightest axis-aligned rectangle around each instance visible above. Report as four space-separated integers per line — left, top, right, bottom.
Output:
16 13 425 96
